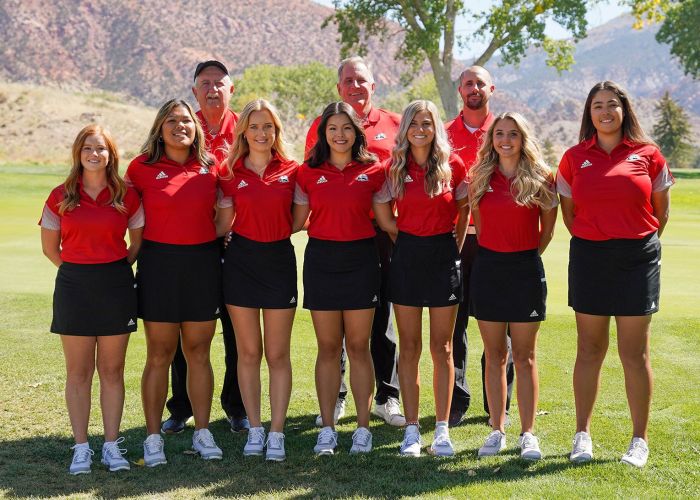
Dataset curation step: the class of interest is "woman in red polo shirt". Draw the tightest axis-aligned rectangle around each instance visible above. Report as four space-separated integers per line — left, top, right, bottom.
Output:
558 81 673 468
215 99 298 462
373 100 468 458
40 124 143 475
294 101 386 455
468 112 557 460
126 99 223 465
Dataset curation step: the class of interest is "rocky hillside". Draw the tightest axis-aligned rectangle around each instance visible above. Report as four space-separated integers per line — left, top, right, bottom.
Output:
0 0 407 106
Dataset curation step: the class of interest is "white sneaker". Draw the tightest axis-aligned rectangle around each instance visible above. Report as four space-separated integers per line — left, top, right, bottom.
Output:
429 428 455 457
101 437 130 471
400 425 422 457
315 397 346 427
192 428 223 460
621 437 649 468
478 430 506 457
69 443 94 475
143 434 167 467
570 431 593 463
313 426 338 456
349 427 373 454
372 397 406 427
243 427 265 456
265 432 286 462
518 432 542 460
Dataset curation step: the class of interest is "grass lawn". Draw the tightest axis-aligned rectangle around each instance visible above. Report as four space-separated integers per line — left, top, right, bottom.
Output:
0 164 698 498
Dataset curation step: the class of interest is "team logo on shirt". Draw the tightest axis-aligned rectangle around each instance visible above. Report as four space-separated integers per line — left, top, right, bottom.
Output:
237 180 248 189
404 175 414 183
316 176 328 184
580 159 592 169
198 166 210 174
156 171 169 179
356 174 369 182
626 154 641 162
278 175 289 183
374 133 387 140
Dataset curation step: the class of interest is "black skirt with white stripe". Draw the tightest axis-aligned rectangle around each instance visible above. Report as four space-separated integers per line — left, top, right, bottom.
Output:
470 247 547 322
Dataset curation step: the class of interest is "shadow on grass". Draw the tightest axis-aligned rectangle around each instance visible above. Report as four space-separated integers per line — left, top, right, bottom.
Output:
0 414 612 498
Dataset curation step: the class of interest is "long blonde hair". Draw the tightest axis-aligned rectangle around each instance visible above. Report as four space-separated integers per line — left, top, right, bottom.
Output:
140 99 212 166
389 100 451 198
469 112 555 211
222 99 289 180
58 124 127 215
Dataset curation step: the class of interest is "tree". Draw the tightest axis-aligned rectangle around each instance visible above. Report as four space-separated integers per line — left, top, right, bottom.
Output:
652 91 695 168
629 0 699 79
323 0 591 117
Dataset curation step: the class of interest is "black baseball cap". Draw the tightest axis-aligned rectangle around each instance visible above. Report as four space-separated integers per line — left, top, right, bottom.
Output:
194 60 229 81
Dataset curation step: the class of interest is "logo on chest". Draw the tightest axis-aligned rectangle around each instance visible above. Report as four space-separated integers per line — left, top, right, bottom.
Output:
237 180 248 189
580 159 592 169
278 175 289 183
198 166 210 175
356 174 369 182
316 176 328 184
486 185 493 192
156 171 168 180
404 174 413 183
626 154 641 162
374 133 386 141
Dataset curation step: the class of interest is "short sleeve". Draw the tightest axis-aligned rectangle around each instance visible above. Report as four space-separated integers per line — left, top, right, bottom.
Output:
40 203 61 230
218 194 233 209
556 152 573 198
455 179 468 200
373 180 393 203
293 183 309 205
649 149 675 192
128 204 145 229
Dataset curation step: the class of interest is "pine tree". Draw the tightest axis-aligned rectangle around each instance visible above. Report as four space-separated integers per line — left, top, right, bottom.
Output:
652 92 695 169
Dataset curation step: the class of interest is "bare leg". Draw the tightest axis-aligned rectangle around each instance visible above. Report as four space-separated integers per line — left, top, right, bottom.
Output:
428 305 458 422
509 322 540 434
394 305 422 423
141 322 180 435
311 310 343 428
478 320 508 432
616 315 653 441
343 308 376 428
573 313 610 434
262 308 295 433
96 334 130 441
229 306 263 428
180 321 216 430
61 335 97 444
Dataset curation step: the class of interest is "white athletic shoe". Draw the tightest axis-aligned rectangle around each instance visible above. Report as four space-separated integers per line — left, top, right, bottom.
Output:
314 426 338 456
143 434 167 467
69 443 94 475
372 397 406 427
399 425 422 457
315 398 346 427
570 431 593 463
478 430 506 457
621 437 649 468
349 427 373 454
101 437 130 471
518 432 542 460
192 428 223 460
265 432 286 462
429 428 455 457
243 427 265 456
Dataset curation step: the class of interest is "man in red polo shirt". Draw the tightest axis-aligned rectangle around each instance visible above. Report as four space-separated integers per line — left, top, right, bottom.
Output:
445 65 514 426
305 56 405 427
161 60 248 435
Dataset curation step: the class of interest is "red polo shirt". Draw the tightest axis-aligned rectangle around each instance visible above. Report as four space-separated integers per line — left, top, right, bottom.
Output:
382 154 467 237
294 160 385 241
305 107 400 162
476 169 555 252
196 109 238 163
445 111 496 170
219 154 299 242
556 135 674 241
126 153 218 245
40 183 143 264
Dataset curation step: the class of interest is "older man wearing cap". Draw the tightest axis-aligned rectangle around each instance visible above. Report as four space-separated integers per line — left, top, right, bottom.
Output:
160 60 249 435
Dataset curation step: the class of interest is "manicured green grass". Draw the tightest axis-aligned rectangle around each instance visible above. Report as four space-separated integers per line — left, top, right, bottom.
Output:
0 165 698 498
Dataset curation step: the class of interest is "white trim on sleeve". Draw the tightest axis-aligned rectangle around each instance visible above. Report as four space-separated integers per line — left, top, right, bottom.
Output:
40 204 61 230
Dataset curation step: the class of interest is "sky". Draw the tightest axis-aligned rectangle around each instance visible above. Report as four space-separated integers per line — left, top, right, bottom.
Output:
313 0 629 60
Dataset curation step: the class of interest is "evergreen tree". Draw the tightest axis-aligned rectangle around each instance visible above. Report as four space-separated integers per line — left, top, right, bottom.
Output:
652 91 695 168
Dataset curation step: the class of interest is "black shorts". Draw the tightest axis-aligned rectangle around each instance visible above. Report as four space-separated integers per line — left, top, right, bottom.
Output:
388 231 462 307
136 240 221 323
223 234 298 309
51 259 137 336
569 233 661 316
303 237 380 311
470 247 547 322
